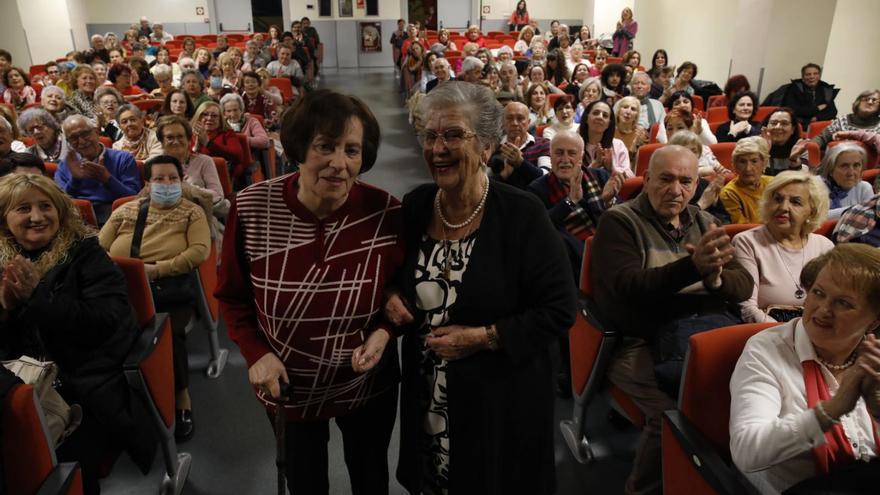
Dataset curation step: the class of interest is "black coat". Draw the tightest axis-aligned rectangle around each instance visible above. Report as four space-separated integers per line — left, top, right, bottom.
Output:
395 181 576 495
714 120 762 143
0 237 155 473
782 79 839 127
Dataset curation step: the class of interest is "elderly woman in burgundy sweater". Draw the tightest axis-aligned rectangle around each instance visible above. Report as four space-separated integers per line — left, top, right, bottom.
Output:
216 89 404 495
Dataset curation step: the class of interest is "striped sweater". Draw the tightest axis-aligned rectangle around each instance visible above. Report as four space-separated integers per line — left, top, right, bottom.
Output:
216 173 405 420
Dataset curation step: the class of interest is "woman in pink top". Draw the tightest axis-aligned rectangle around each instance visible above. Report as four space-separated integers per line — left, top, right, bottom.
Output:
578 99 633 178
733 171 833 323
155 114 225 206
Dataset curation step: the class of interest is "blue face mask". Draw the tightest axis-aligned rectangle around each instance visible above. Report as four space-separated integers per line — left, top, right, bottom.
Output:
210 76 223 89
150 182 182 207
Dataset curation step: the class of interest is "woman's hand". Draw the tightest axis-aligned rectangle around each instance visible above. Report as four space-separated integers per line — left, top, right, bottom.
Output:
697 172 726 210
692 113 704 136
789 138 809 159
0 256 40 309
425 325 489 360
820 363 866 429
352 328 390 373
858 334 880 414
730 120 751 136
192 121 208 147
143 263 159 281
601 172 625 204
384 291 414 326
634 125 648 146
248 352 289 399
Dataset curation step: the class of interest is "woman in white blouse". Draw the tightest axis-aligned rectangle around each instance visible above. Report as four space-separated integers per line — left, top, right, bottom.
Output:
730 243 880 494
733 171 833 323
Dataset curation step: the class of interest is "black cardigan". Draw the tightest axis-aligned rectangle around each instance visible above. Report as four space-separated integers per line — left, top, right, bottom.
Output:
395 181 576 495
0 237 155 473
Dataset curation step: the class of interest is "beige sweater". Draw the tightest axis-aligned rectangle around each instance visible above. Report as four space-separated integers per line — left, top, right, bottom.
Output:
99 198 210 278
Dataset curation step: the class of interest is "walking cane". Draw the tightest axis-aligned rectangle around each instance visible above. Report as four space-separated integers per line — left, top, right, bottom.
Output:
276 382 292 495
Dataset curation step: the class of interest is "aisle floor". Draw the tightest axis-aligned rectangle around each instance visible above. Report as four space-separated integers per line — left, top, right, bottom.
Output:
101 68 637 494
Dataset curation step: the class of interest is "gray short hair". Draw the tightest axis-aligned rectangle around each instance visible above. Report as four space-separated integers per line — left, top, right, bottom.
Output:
461 56 484 74
419 81 503 149
151 63 172 79
220 93 245 112
115 103 143 121
180 68 204 85
817 142 867 178
40 85 65 100
578 77 602 101
550 130 584 151
19 108 60 135
433 58 450 70
94 86 124 105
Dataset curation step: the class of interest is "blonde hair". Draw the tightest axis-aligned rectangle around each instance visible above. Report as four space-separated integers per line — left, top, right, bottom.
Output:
616 96 641 125
518 26 534 41
801 243 880 312
759 170 830 237
732 136 769 164
0 174 94 276
668 130 703 158
191 101 229 132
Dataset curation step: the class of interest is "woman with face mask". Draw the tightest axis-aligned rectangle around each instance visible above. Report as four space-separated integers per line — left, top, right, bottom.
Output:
99 154 211 443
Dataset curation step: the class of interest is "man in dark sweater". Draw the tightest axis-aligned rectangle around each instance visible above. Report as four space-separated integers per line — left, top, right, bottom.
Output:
489 102 549 190
591 145 752 495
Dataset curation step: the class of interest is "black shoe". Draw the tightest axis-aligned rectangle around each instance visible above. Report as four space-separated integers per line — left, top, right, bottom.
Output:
175 409 194 443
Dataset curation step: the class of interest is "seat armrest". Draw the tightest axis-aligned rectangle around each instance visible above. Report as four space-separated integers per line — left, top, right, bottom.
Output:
124 313 170 371
663 410 760 495
578 294 619 340
36 462 80 495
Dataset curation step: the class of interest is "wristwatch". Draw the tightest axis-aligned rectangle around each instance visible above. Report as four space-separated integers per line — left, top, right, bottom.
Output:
485 325 499 351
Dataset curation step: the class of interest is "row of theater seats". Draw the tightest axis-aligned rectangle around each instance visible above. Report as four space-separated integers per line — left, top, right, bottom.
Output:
560 222 839 493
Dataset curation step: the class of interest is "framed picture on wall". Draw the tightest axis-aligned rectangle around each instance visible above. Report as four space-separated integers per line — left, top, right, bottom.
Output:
360 22 381 52
338 0 353 17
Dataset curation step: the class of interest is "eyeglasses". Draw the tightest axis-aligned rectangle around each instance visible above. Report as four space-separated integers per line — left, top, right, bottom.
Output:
862 97 880 104
201 113 220 120
418 128 476 148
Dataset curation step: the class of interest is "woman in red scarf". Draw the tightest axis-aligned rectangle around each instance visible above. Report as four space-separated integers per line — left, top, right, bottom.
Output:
730 243 880 494
191 101 247 187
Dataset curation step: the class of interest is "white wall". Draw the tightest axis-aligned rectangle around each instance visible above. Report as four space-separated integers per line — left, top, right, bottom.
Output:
481 0 584 21
289 0 401 20
17 0 75 65
822 0 880 112
632 0 735 87
84 0 210 23
0 1 32 68
66 0 91 52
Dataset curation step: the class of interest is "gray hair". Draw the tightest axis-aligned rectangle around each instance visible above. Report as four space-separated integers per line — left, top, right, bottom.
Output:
817 142 867 178
115 103 143 122
150 63 172 79
433 58 450 70
94 86 124 105
0 116 11 134
578 77 602 101
550 129 584 151
630 71 651 85
40 85 65 100
497 45 513 57
180 68 204 85
419 82 503 149
220 93 245 112
461 56 485 74
19 108 60 135
245 40 258 49
62 114 98 131
90 34 104 43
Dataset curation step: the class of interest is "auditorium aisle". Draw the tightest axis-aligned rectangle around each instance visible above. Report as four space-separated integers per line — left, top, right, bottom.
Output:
102 68 636 494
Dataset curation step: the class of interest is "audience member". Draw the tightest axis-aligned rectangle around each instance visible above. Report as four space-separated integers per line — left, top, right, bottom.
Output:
509 0 530 31
156 115 225 208
665 111 723 176
578 100 633 178
614 95 647 162
670 61 698 96
525 82 555 128
720 136 773 223
761 107 809 174
2 67 36 111
94 86 124 142
574 77 602 123
779 63 839 129
56 115 140 224
733 171 833 323
543 94 579 140
612 7 638 56
191 101 247 186
806 88 880 150
817 142 873 219
19 107 67 162
600 63 628 106
112 104 162 160
730 244 880 494
66 65 99 119
150 22 174 44
0 152 46 176
591 145 751 495
220 93 269 151
488 101 549 189
716 91 762 143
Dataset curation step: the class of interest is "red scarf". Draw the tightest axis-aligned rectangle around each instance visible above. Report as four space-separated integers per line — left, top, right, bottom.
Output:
802 360 880 474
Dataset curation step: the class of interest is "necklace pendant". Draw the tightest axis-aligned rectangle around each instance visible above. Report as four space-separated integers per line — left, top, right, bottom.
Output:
795 288 805 299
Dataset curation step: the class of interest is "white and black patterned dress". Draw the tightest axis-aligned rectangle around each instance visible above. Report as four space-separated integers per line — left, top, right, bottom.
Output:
413 231 478 495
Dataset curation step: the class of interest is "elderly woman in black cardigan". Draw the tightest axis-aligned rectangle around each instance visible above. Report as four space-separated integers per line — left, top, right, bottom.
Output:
385 81 576 495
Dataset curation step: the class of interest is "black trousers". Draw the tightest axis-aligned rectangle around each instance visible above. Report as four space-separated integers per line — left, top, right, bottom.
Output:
270 386 398 495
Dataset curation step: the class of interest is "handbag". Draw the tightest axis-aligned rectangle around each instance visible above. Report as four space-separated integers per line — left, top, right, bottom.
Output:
2 355 82 446
767 305 804 322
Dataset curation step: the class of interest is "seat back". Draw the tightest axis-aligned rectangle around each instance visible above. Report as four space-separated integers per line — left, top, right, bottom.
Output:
708 143 736 169
691 95 705 112
619 176 644 201
267 77 294 103
649 123 659 143
754 106 778 122
807 120 832 139
548 93 563 109
111 194 137 212
133 99 163 113
72 198 98 227
112 256 156 327
661 412 724 495
679 323 777 456
2 384 56 495
536 125 547 138
98 136 112 148
814 219 837 239
635 143 664 176
862 168 880 185
722 223 758 239
706 95 727 109
44 162 58 179
706 107 727 124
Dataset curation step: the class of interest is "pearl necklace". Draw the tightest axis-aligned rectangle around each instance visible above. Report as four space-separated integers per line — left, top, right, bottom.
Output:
816 353 857 371
434 174 489 230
